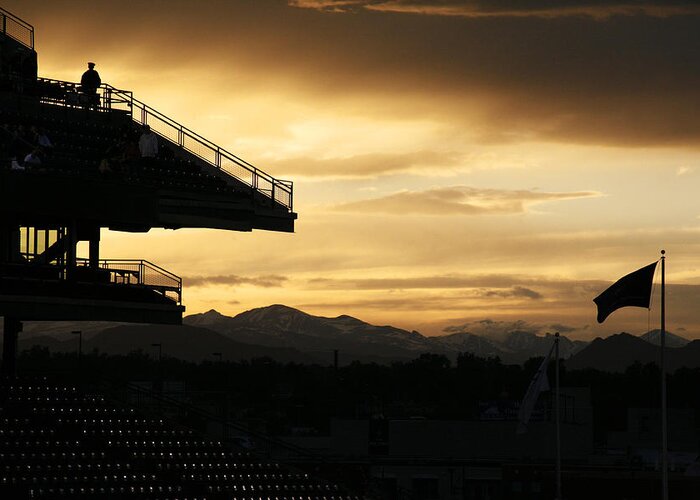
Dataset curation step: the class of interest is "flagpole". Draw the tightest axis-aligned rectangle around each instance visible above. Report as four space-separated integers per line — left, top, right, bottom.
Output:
660 250 668 500
555 332 562 500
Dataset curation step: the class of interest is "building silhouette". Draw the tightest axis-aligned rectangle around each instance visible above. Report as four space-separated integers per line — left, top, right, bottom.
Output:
0 7 365 500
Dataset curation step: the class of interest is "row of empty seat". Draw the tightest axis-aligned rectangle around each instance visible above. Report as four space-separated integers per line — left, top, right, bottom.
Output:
1 377 359 499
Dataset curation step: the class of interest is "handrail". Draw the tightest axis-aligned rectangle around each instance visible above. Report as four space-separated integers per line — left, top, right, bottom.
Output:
0 7 34 49
35 77 134 111
76 258 182 304
103 84 294 212
33 77 294 212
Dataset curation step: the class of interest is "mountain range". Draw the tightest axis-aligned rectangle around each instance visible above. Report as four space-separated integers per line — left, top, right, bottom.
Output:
566 332 700 372
3 304 694 371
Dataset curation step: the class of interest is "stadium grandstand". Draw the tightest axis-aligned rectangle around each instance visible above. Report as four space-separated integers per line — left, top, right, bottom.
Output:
0 7 362 499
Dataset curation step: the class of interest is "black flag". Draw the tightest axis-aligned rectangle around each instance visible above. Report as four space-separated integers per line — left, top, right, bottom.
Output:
593 262 658 323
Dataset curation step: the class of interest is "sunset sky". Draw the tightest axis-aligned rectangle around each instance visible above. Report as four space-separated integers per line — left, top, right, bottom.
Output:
7 0 700 339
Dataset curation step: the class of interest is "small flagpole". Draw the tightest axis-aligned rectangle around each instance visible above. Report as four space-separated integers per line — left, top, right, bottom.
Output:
660 250 668 500
555 332 562 500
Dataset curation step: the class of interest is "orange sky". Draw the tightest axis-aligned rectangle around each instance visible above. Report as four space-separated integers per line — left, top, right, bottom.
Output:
6 0 700 339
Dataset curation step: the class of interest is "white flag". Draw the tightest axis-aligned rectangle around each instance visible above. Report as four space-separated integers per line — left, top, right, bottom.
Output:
517 341 555 434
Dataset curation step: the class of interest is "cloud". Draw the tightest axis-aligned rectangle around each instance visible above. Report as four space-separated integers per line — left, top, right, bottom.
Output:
15 0 700 149
268 150 465 177
332 186 600 215
307 275 542 299
444 318 538 335
308 274 547 290
482 286 543 300
549 323 583 334
290 0 700 19
183 274 288 288
442 318 580 339
299 294 481 312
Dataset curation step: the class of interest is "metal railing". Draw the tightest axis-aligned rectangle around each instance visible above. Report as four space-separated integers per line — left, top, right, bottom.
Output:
76 258 182 304
33 76 294 212
1 7 34 49
105 84 294 211
34 77 134 111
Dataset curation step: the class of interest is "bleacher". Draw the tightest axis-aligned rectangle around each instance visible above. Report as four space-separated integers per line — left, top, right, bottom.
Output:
0 105 237 197
0 9 335 498
0 377 358 500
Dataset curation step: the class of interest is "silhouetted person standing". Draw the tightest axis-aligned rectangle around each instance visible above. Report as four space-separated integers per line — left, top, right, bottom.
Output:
80 62 101 108
139 125 158 165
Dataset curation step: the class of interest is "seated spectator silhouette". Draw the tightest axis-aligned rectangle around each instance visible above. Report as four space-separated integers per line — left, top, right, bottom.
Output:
139 125 158 165
159 143 174 161
123 136 141 162
36 127 54 150
80 62 101 108
23 148 42 167
31 126 54 157
11 125 32 163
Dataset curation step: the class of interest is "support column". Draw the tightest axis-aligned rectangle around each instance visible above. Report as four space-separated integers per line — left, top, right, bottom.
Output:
65 222 77 280
89 228 101 269
0 224 21 263
2 317 23 378
0 225 8 262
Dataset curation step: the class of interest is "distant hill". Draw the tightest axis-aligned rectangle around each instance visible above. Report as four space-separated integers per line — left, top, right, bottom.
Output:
12 304 694 368
18 324 316 364
184 304 442 364
566 332 700 372
640 329 689 348
184 305 591 364
566 333 659 372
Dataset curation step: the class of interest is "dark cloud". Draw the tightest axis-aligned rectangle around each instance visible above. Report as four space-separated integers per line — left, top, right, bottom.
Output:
549 323 579 333
483 286 543 300
183 274 288 288
308 274 539 290
442 317 585 337
291 0 700 19
299 295 482 312
443 318 540 336
332 186 599 215
307 274 610 292
10 0 700 148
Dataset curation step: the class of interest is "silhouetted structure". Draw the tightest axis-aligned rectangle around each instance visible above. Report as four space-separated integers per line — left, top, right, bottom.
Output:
0 8 366 500
0 8 296 377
